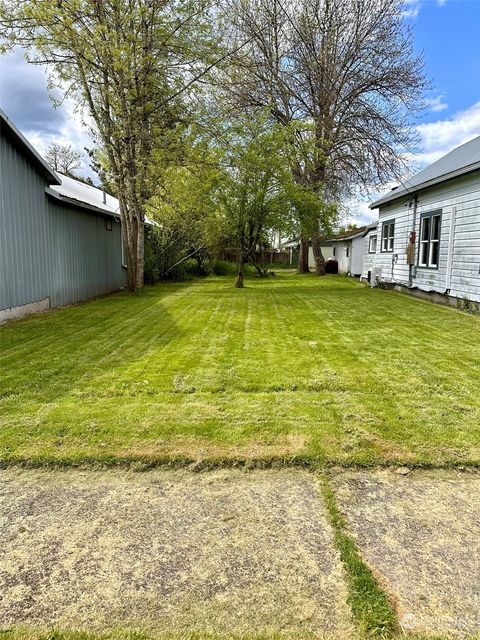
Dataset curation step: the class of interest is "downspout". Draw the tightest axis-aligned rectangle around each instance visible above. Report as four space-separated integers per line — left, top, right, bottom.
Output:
408 194 418 287
445 205 456 294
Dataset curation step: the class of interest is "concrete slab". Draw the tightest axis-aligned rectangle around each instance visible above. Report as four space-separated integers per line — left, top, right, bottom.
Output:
332 469 480 638
0 468 353 637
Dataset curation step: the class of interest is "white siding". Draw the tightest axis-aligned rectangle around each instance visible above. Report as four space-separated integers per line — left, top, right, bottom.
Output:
308 244 334 268
333 241 351 274
361 230 378 282
350 236 364 275
366 173 480 302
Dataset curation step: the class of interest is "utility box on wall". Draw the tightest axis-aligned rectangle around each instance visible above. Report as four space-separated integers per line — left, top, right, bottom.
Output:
406 242 416 266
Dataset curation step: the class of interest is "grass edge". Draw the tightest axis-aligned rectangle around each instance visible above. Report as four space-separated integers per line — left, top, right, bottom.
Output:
318 472 398 639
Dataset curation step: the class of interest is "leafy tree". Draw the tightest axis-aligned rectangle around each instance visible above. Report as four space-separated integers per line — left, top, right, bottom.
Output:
0 0 218 291
45 142 82 176
224 0 427 274
218 114 295 287
146 125 227 278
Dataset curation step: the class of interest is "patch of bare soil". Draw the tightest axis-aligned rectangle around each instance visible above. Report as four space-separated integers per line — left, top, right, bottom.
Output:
332 469 480 638
0 468 353 638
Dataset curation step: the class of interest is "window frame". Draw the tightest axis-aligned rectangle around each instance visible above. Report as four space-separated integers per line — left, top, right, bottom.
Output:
381 220 395 253
417 210 442 270
368 235 377 254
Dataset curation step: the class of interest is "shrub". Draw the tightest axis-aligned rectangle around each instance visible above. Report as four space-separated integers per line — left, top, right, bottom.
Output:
211 260 238 276
325 259 338 274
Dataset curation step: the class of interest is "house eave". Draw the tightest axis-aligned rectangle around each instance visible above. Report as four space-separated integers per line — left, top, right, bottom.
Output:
370 163 480 209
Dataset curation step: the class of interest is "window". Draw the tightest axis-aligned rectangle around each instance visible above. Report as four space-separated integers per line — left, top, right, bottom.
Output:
333 247 336 257
368 235 377 254
346 246 350 258
418 210 442 268
381 221 395 252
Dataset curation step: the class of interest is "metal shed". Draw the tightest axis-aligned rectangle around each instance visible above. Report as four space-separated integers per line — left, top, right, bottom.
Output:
0 109 127 321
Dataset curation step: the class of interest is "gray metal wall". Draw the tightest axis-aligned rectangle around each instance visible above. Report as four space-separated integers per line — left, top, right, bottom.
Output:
0 130 127 312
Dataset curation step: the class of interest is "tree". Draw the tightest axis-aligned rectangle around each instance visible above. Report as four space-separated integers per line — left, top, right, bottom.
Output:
0 0 218 291
45 142 82 176
224 0 427 274
145 125 227 278
218 114 295 288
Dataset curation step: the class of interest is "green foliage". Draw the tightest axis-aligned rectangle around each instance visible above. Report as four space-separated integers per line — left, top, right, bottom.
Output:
0 0 219 289
145 125 228 278
210 260 256 277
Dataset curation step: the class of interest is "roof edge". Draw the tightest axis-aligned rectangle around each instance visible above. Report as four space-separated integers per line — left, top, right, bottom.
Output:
0 108 61 185
370 161 480 209
45 187 120 218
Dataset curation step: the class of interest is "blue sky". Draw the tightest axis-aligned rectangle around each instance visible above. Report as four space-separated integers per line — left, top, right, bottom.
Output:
0 0 479 220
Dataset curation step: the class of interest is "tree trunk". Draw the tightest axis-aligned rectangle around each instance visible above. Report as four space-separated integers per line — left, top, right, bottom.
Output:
235 254 245 288
311 235 326 276
135 215 145 290
298 236 310 273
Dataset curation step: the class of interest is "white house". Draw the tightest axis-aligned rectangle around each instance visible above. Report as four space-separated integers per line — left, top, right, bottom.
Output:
363 136 480 304
328 226 375 276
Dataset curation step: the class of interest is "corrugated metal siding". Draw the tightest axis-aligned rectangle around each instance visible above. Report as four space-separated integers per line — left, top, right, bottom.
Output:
0 128 127 312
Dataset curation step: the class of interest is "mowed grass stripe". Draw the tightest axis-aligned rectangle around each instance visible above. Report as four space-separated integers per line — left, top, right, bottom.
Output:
1 273 480 467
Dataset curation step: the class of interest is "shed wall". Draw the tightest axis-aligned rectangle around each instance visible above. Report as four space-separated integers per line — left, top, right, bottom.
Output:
0 129 127 314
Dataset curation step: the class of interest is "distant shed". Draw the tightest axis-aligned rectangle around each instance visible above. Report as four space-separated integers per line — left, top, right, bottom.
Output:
0 109 127 321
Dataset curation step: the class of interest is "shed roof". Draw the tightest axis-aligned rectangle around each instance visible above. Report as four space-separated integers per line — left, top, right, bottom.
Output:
371 136 480 208
47 174 156 225
47 174 122 218
0 108 61 185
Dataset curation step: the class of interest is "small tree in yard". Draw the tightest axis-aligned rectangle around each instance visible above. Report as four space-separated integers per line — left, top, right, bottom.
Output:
0 0 216 291
219 115 294 288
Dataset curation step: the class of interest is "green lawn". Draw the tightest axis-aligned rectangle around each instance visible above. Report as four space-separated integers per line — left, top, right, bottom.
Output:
1 273 479 467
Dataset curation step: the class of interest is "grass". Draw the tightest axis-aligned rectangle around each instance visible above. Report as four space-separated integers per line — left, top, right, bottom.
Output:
0 627 475 640
319 474 397 638
1 272 480 468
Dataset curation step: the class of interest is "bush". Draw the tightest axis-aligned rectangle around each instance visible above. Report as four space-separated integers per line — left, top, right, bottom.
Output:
325 259 338 274
211 260 238 276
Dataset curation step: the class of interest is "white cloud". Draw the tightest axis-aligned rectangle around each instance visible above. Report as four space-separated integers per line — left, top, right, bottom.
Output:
424 95 448 113
402 0 421 18
402 0 447 19
415 100 480 165
341 193 386 227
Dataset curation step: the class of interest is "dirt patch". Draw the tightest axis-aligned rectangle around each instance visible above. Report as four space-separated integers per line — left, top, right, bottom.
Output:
332 469 480 638
0 468 352 637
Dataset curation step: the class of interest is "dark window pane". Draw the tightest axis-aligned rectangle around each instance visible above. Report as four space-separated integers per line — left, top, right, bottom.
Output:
421 217 430 241
432 215 441 240
420 242 428 265
430 241 439 266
